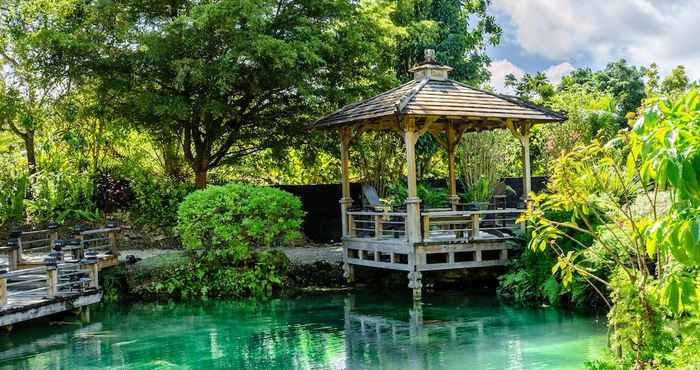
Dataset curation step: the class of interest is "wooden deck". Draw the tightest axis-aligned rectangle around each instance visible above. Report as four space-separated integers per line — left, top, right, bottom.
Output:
343 208 523 299
1 226 120 332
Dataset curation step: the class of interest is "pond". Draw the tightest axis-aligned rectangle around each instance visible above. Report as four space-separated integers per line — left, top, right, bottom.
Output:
0 292 606 369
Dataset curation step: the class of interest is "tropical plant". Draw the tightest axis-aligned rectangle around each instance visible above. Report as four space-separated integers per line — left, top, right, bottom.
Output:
522 90 700 368
462 176 492 203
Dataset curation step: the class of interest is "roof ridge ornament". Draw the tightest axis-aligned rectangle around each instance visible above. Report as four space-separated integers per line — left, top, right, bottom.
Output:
409 49 452 81
424 49 436 63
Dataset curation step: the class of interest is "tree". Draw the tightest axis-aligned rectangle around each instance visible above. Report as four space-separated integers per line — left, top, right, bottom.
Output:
0 2 68 176
24 0 398 187
391 0 502 84
660 65 690 96
504 72 554 102
594 59 646 125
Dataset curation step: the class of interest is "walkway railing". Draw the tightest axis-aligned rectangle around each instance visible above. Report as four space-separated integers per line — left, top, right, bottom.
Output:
1 258 99 307
1 226 120 271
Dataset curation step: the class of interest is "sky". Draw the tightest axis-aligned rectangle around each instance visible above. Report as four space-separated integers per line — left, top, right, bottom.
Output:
486 0 700 93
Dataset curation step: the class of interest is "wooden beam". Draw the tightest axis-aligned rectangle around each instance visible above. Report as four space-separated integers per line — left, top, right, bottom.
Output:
521 126 532 201
339 127 353 238
446 124 460 210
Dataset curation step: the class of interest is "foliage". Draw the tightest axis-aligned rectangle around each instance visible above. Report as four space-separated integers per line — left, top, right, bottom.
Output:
0 161 28 224
505 72 555 103
630 90 700 267
177 184 304 260
353 132 406 198
458 130 518 191
135 250 289 300
559 60 646 127
462 175 492 203
531 87 619 174
23 0 400 188
26 169 101 224
386 182 448 208
127 170 194 230
93 172 132 213
521 90 700 368
390 0 501 84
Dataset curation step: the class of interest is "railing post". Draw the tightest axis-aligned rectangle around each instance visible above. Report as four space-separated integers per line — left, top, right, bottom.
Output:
108 230 120 256
347 214 356 237
7 239 19 271
16 236 25 264
0 274 7 306
422 215 430 241
81 256 99 289
470 214 480 241
48 220 59 247
46 259 58 298
374 215 383 239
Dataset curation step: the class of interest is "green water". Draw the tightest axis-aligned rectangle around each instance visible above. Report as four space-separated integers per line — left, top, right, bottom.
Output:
0 292 606 369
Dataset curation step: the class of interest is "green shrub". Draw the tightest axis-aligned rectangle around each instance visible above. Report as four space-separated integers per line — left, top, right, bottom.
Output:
0 159 28 226
128 171 193 229
177 183 304 257
133 250 289 299
27 169 101 224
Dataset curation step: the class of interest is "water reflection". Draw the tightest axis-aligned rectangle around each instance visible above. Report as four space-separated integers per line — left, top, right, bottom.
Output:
0 293 606 369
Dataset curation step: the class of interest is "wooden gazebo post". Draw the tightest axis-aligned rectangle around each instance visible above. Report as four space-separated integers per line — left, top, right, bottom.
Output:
519 123 532 201
339 127 355 282
446 124 461 210
402 118 423 300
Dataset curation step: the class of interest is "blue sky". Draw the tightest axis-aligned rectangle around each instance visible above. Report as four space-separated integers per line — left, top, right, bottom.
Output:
485 0 700 92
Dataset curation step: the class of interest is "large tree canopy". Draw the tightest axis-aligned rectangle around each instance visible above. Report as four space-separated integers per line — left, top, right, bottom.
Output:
18 0 397 187
391 0 501 84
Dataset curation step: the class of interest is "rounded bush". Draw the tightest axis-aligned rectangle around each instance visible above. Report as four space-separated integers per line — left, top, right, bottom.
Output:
177 183 304 255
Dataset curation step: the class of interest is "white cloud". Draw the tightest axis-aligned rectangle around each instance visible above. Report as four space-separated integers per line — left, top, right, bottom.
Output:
543 62 575 85
488 59 524 93
493 0 700 79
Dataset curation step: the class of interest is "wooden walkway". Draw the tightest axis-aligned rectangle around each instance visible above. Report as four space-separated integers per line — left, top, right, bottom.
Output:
1 225 120 332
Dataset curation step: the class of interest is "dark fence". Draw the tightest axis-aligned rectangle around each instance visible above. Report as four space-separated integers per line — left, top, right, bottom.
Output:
277 176 547 243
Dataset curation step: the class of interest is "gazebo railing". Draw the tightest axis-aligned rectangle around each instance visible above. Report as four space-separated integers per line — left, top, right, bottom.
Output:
421 209 523 242
344 208 523 243
346 211 407 240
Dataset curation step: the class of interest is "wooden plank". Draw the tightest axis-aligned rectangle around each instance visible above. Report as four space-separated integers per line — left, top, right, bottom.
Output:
345 257 412 271
80 227 120 236
0 291 101 327
416 259 506 271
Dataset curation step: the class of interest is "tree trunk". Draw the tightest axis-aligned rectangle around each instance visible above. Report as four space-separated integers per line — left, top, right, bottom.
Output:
194 162 208 189
162 138 184 179
23 132 37 176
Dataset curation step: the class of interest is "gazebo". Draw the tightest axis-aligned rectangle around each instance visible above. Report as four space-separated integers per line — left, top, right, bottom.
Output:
310 50 565 300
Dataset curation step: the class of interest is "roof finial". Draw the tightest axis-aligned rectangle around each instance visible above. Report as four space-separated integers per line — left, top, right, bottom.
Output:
424 49 436 63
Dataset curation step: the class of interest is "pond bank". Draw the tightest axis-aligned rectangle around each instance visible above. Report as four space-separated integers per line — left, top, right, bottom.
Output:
107 246 509 302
